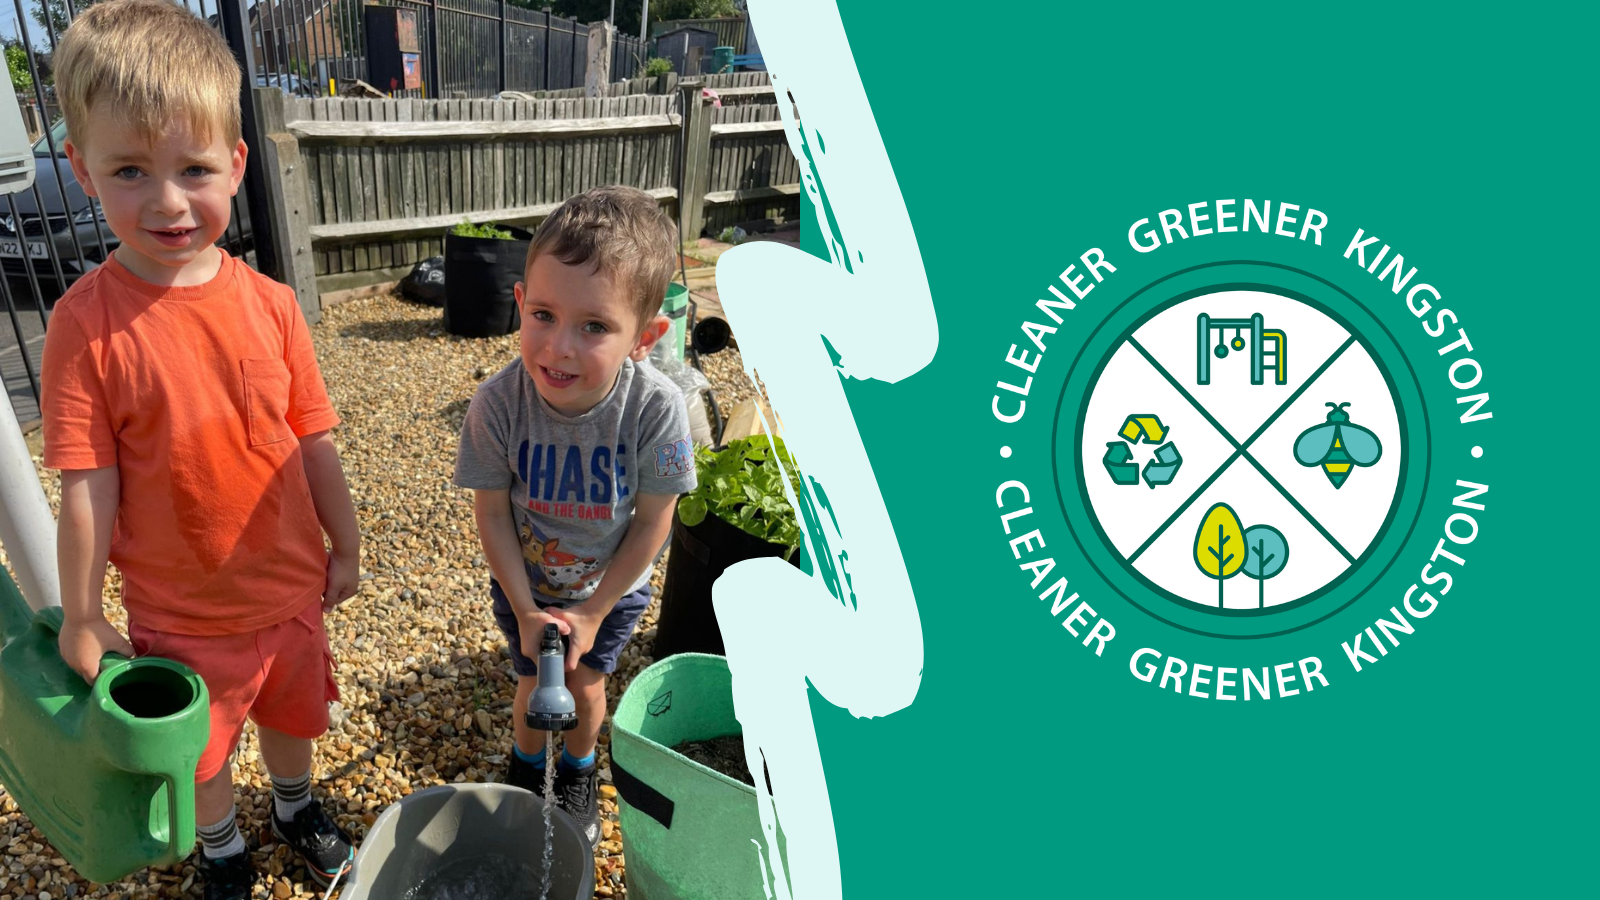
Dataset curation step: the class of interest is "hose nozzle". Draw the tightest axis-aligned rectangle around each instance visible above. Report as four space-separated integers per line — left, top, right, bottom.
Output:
525 623 578 732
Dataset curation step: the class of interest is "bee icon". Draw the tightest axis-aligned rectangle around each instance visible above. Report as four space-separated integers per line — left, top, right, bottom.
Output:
1293 402 1382 489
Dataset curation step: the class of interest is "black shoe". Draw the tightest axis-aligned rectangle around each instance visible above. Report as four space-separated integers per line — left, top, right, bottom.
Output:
555 760 600 848
271 798 355 888
507 753 550 794
199 850 255 900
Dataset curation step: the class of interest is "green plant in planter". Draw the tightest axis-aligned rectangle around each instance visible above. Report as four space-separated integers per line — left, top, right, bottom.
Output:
643 56 673 77
676 435 803 557
452 220 515 240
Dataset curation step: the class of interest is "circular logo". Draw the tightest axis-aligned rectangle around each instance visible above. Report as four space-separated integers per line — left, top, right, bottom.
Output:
1052 263 1430 639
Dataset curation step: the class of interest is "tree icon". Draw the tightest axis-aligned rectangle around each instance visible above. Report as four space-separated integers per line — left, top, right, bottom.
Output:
1241 525 1289 608
1193 503 1245 606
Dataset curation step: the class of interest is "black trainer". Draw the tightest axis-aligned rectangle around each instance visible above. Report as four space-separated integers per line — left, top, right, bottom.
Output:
555 760 601 848
271 798 355 888
199 850 255 900
507 753 549 793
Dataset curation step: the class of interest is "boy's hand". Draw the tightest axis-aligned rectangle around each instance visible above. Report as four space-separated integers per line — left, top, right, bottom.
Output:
550 601 605 672
321 550 360 612
58 617 135 684
516 606 568 665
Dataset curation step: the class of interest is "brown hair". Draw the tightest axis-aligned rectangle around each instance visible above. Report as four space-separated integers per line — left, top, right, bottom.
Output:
527 186 678 325
55 0 242 151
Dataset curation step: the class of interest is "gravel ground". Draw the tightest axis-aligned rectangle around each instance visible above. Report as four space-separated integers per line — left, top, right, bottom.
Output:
0 291 758 899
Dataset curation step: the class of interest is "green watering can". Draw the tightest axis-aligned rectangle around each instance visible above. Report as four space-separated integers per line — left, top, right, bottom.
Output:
0 564 209 884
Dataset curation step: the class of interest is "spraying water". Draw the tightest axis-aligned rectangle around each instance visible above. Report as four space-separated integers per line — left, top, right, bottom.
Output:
524 624 579 900
539 732 558 900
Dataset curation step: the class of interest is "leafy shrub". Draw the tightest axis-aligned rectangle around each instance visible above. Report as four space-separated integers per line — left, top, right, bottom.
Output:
644 56 673 77
677 435 802 555
452 220 515 240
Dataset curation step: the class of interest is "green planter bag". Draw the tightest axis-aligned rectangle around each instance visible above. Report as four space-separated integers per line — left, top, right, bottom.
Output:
612 653 785 899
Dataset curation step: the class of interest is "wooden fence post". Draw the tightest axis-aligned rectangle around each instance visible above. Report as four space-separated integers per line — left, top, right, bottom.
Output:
585 22 612 98
676 83 713 243
251 88 321 323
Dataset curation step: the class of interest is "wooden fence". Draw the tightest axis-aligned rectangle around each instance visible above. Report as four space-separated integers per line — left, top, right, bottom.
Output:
703 89 796 235
251 72 796 314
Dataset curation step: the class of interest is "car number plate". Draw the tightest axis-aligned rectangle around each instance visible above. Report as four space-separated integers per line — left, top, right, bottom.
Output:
0 239 47 260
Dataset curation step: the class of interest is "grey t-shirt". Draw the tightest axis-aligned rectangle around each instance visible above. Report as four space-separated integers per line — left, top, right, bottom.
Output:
453 357 697 607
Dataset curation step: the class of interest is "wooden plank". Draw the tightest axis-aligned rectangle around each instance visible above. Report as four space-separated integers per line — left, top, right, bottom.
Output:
470 100 484 220
703 183 801 206
308 189 681 241
347 101 368 272
515 101 528 206
393 101 412 266
620 94 633 187
288 112 682 140
494 100 507 213
722 397 782 443
710 120 784 137
449 101 462 221
710 85 775 98
536 101 549 206
372 102 389 228
619 96 633 189
333 105 352 232
508 107 520 209
481 100 494 216
365 102 385 269
560 125 572 200
451 100 464 221
422 100 438 233
372 102 392 270
404 100 422 257
314 102 334 229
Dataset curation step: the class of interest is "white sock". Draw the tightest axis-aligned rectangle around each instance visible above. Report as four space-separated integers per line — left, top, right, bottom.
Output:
197 808 246 860
271 770 313 820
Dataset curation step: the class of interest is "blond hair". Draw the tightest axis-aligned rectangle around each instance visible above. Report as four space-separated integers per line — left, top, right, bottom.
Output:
55 0 242 151
527 187 678 325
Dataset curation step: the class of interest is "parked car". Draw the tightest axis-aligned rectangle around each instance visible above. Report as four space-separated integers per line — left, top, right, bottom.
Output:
256 72 316 98
0 120 252 283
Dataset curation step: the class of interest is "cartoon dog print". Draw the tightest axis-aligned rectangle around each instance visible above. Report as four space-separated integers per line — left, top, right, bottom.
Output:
533 538 604 597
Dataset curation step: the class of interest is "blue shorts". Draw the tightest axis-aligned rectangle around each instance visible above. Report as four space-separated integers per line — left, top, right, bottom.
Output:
490 580 652 677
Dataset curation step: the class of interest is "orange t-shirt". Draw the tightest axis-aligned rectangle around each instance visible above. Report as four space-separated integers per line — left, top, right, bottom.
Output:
41 252 340 636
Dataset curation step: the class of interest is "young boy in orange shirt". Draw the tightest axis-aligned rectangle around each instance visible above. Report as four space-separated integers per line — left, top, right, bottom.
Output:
41 2 360 897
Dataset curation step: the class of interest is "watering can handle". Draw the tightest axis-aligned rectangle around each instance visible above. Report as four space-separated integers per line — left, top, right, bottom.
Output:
161 769 192 863
32 605 135 670
24 604 133 671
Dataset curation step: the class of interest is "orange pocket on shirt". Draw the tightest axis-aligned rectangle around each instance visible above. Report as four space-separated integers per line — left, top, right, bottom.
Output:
241 358 293 447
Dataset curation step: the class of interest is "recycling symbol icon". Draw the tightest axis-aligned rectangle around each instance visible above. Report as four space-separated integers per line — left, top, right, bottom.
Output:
1103 414 1183 488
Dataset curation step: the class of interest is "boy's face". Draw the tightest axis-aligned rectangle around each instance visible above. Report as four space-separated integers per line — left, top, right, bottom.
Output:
514 253 669 417
64 113 246 286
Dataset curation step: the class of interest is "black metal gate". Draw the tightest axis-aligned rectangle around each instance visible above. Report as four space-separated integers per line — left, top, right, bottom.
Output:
1 0 269 431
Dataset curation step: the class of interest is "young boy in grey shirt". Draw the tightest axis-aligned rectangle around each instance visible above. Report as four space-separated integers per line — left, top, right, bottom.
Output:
453 187 695 846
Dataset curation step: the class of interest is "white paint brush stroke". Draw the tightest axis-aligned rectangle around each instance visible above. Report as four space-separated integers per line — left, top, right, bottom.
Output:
712 2 934 898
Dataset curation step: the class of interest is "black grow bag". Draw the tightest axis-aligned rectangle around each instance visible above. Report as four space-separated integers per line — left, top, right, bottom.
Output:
443 225 532 337
654 506 802 659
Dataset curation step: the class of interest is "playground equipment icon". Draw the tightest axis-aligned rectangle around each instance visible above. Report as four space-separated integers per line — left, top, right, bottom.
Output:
1197 312 1287 385
1102 414 1183 489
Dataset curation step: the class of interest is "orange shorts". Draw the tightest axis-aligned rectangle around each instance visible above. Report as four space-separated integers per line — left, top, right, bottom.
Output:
128 599 339 782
